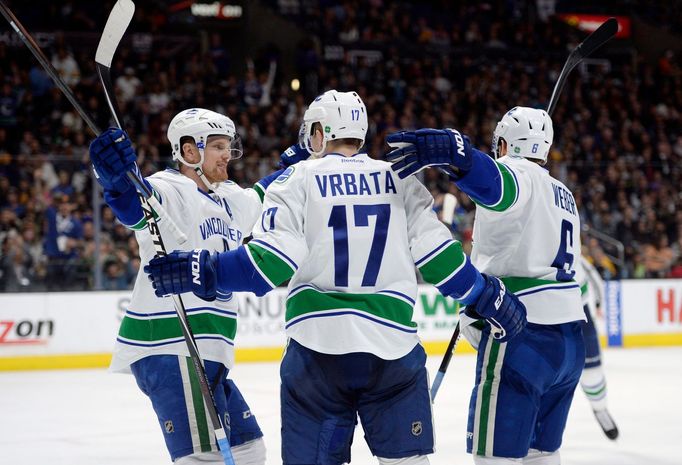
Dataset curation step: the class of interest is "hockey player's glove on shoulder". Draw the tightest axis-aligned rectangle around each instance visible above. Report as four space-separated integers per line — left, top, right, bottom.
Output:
465 274 527 343
89 128 139 193
144 249 218 301
385 128 472 179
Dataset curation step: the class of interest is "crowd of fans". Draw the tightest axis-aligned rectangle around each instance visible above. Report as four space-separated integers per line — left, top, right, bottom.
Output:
1 0 681 291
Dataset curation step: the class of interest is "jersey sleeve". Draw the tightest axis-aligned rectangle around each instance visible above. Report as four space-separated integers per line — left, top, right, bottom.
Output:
455 150 530 213
403 177 484 304
583 256 605 307
214 166 308 296
103 176 184 232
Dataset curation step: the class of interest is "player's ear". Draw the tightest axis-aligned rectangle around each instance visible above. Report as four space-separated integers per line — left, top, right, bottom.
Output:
182 141 200 164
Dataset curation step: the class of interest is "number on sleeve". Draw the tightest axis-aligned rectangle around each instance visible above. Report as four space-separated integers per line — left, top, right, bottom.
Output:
260 207 278 232
551 219 575 281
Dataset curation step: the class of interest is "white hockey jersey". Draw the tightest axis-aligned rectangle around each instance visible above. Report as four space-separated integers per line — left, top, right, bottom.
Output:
240 153 479 360
470 155 585 325
110 169 263 372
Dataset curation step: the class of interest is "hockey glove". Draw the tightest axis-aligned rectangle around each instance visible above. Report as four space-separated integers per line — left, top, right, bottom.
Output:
144 249 218 301
90 128 139 193
465 274 527 343
279 143 311 169
385 128 473 179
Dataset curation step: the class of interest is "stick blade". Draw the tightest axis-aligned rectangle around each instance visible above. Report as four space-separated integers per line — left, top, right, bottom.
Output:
95 0 135 67
576 17 618 59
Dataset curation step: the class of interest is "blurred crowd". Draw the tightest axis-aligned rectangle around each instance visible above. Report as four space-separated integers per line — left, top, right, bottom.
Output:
1 0 681 291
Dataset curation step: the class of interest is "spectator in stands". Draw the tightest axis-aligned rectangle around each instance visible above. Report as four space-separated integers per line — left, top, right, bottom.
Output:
43 194 83 290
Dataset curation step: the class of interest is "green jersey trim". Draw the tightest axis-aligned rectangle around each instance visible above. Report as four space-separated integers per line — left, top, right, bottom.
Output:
500 276 580 295
252 183 265 203
117 309 236 343
245 243 295 288
473 162 518 212
285 286 417 330
127 190 162 231
418 242 466 286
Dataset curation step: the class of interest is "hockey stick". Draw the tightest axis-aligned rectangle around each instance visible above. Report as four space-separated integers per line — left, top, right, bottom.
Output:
0 0 186 245
547 17 618 116
96 2 235 464
430 320 460 401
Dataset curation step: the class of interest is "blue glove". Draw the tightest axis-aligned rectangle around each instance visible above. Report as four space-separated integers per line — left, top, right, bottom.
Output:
90 128 138 193
279 143 311 169
465 274 527 343
144 249 217 301
385 128 473 179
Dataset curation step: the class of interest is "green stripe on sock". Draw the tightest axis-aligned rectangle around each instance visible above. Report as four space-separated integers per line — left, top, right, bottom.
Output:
477 340 501 455
584 385 606 397
473 162 518 212
286 288 416 327
186 358 213 452
418 242 466 285
247 243 295 286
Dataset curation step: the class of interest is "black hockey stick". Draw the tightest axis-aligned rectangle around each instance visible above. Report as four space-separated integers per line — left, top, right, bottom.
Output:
0 1 100 134
430 19 618 403
430 320 460 401
96 2 234 464
547 17 618 115
0 0 185 244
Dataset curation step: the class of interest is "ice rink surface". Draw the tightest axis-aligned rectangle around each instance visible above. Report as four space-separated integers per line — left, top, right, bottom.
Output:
2 347 681 465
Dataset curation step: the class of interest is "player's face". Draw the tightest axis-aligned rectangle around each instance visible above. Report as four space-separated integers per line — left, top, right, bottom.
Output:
203 135 232 183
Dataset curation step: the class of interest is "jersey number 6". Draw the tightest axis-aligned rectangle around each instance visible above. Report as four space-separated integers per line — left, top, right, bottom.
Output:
551 219 575 281
328 203 390 287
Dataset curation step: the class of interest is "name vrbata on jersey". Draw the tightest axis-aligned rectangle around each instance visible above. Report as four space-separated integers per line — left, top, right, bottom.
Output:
315 170 398 197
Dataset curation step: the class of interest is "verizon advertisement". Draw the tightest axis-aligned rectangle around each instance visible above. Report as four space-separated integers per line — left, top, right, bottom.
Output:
1 280 680 364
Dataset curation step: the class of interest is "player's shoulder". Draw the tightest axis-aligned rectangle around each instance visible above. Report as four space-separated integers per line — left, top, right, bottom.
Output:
148 168 195 190
215 179 243 195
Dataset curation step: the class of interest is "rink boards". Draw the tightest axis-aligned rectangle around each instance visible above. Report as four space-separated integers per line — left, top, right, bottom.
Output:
1 279 681 370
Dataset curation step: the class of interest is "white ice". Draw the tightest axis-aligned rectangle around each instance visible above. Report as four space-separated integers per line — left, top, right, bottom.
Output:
1 347 681 464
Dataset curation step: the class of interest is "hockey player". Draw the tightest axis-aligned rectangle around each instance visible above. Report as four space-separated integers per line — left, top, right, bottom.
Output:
88 108 287 465
143 90 527 465
385 107 586 464
577 254 619 439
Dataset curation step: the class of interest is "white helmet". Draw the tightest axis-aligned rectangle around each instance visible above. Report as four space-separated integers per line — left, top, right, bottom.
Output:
492 106 553 163
300 90 368 157
167 108 243 190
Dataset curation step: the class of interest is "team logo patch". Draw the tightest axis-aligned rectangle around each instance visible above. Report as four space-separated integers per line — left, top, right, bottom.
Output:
411 421 423 436
324 126 331 133
514 146 521 154
275 166 295 184
243 409 252 419
164 420 174 433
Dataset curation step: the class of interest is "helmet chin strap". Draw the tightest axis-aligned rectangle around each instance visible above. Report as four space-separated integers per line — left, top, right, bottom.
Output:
194 166 220 192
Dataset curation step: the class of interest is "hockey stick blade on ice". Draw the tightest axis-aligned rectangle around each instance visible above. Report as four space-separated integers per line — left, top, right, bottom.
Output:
97 2 233 463
547 17 618 116
430 320 461 401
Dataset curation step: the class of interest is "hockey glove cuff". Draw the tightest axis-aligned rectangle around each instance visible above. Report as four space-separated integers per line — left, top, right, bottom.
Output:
466 274 527 343
144 249 218 301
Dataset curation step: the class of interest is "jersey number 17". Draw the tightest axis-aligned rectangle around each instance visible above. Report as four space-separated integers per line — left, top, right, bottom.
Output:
328 203 390 287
